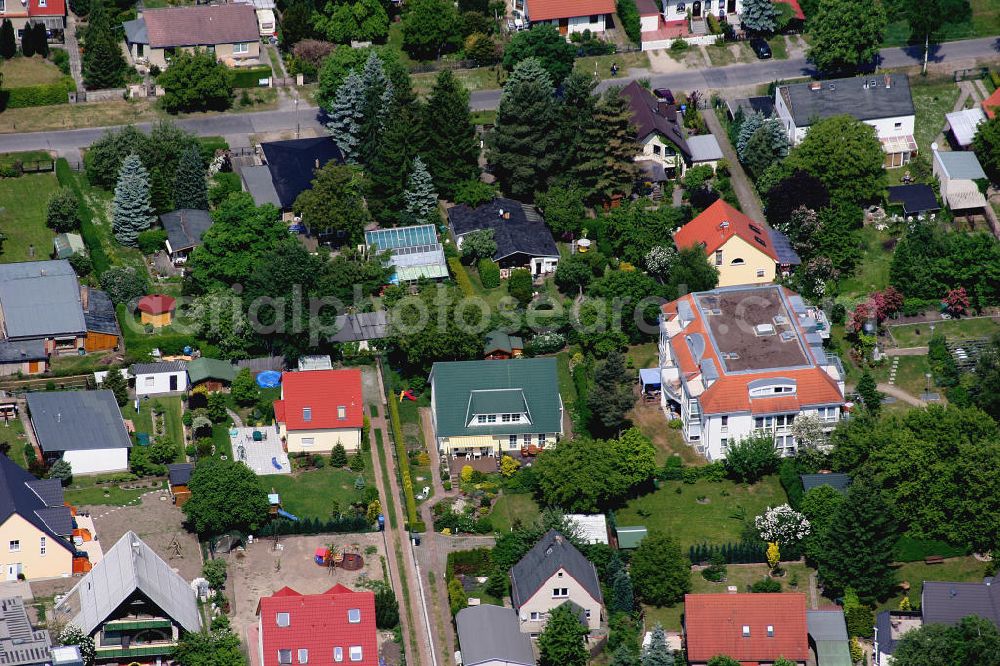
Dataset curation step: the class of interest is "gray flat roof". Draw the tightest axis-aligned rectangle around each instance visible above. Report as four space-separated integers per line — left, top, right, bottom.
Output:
27 390 132 453
935 150 987 181
807 609 849 642
456 605 534 666
239 164 282 208
0 261 85 339
688 134 724 162
779 74 914 126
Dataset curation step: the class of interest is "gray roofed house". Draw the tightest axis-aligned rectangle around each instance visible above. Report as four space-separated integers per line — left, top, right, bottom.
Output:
456 605 535 666
122 18 148 45
447 199 559 273
329 311 389 345
130 361 187 376
160 209 213 262
239 165 282 209
874 610 923 665
777 74 915 127
932 150 988 211
0 454 76 546
26 390 132 455
0 340 47 365
922 580 1000 627
619 81 691 158
510 530 603 634
933 150 987 181
687 134 724 165
167 463 193 486
54 531 202 651
807 610 852 666
0 596 52 666
0 261 85 340
801 473 851 494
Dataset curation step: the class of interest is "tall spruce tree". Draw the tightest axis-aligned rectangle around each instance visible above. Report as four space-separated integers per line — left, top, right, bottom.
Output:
20 23 35 57
367 101 420 226
112 155 153 247
486 57 560 201
574 88 638 204
33 23 49 58
736 111 766 161
174 144 208 210
643 625 674 666
741 0 778 33
358 52 393 167
420 70 479 199
326 71 365 163
403 156 438 224
82 0 126 89
611 568 635 614
557 71 598 177
0 19 16 59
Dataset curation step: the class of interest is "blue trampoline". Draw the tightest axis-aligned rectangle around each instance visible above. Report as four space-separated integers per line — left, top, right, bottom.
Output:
256 370 281 388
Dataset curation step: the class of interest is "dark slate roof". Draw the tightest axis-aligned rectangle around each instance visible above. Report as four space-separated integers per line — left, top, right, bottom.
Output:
801 473 851 493
456 605 534 666
25 479 64 507
131 361 187 375
778 74 915 126
510 530 602 608
875 611 903 658
26 390 132 453
888 185 941 215
770 229 802 265
0 339 47 364
122 17 148 44
0 454 75 550
329 311 389 343
730 96 776 119
160 209 213 253
168 463 193 486
83 289 120 337
239 164 282 208
922 580 1000 627
619 81 691 158
260 137 344 209
447 198 559 262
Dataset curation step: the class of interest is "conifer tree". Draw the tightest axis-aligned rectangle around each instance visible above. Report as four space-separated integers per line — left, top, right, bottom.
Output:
326 71 365 163
557 71 598 176
174 144 208 210
33 23 49 58
420 70 479 198
537 604 588 666
0 19 16 59
574 88 638 204
357 52 393 167
741 0 778 34
112 155 153 247
330 442 348 467
486 57 560 201
611 568 635 614
403 156 438 224
367 102 419 226
643 625 674 666
611 646 640 666
736 111 766 161
82 0 126 89
20 24 35 57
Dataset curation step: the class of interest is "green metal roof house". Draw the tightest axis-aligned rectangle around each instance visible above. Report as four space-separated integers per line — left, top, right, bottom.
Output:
186 358 237 388
429 358 563 458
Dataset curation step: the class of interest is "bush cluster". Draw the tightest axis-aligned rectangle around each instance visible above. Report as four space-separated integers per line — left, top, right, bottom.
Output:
232 66 274 89
478 257 500 288
0 77 75 109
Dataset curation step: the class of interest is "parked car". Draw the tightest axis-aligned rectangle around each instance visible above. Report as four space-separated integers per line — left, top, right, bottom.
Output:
750 36 772 59
653 88 675 104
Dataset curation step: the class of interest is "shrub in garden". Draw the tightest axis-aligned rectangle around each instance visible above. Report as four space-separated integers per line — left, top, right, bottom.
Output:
478 257 500 288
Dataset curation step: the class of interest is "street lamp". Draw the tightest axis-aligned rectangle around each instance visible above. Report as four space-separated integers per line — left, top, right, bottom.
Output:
294 94 300 139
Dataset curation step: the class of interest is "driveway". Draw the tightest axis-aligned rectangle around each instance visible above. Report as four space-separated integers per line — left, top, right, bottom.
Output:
701 108 766 221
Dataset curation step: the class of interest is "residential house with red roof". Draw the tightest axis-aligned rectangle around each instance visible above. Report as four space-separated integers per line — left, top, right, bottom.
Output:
0 0 66 41
659 284 843 461
123 4 261 70
273 369 364 454
256 585 378 666
523 0 616 35
673 199 800 287
684 593 809 666
982 87 1000 120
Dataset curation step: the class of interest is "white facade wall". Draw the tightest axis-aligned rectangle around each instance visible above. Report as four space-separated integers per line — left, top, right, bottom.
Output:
135 371 189 397
533 14 608 34
775 89 915 146
662 0 741 21
640 13 659 31
515 568 602 635
529 257 559 275
62 447 129 475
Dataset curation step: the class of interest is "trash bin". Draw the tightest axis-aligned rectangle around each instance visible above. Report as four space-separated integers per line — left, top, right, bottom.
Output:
411 533 421 546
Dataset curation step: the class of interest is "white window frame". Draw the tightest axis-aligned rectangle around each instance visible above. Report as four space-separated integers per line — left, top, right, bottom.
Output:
298 649 308 664
337 405 346 420
8 540 19 553
529 611 541 621
302 407 312 421
347 608 361 624
276 612 290 627
233 42 250 54
333 647 344 662
301 437 314 448
40 536 46 556
144 376 155 387
756 268 766 278
349 646 363 662
552 587 568 598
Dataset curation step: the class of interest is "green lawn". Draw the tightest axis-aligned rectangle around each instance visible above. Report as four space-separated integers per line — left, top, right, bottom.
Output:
0 57 64 87
836 226 893 299
882 556 989 612
767 36 789 60
266 466 374 521
413 67 505 96
63 474 164 507
872 354 937 397
491 492 541 533
0 151 51 168
122 396 185 461
0 173 59 263
555 351 578 405
888 317 1000 347
617 476 787 550
0 418 28 468
573 51 650 77
883 0 1000 46
909 79 962 156
470 109 497 125
626 342 659 370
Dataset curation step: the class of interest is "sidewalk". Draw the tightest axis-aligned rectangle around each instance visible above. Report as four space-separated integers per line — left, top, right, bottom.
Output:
63 13 84 93
701 108 766 221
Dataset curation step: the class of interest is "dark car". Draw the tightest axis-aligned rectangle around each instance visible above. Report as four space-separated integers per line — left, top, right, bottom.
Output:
750 36 772 59
653 88 675 104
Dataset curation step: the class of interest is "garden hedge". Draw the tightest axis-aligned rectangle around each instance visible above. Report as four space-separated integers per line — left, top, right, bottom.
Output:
448 256 475 297
478 258 500 288
387 384 423 532
56 159 111 275
0 77 75 109
258 515 369 536
231 66 273 89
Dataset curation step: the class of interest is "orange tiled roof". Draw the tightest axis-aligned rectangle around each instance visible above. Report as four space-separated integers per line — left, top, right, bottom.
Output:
983 88 1000 120
673 199 778 262
527 0 616 22
685 593 809 663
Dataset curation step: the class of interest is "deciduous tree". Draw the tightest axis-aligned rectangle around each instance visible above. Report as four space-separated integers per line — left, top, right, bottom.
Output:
293 163 371 242
723 432 780 483
182 458 270 535
892 615 1000 666
46 189 81 232
158 49 233 113
784 115 886 205
230 368 259 406
537 604 588 666
631 531 691 606
401 0 461 60
806 0 886 75
973 116 1000 183
502 24 576 85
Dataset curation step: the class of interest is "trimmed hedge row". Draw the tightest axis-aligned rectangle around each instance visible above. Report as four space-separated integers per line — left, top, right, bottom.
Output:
56 158 111 275
387 387 423 532
448 256 475 296
688 541 768 565
258 515 369 536
0 77 75 109
232 66 273 89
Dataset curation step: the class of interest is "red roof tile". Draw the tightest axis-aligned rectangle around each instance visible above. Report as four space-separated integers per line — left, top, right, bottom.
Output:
258 586 378 666
673 199 778 262
983 88 1000 120
142 5 259 49
526 0 616 22
684 593 809 663
29 0 66 17
698 369 844 415
775 0 805 20
137 294 176 315
274 369 364 431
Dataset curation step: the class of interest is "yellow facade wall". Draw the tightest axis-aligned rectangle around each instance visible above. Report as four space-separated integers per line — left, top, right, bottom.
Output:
280 425 362 453
0 514 72 580
140 311 172 328
711 235 776 287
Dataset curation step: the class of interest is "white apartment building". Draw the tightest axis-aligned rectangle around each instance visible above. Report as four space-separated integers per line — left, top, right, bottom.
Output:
658 285 846 461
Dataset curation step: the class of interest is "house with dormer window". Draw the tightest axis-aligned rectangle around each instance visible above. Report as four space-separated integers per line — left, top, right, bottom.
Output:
273 369 363 454
429 358 563 459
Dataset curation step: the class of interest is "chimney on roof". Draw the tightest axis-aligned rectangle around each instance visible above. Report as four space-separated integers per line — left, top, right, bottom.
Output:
80 285 89 310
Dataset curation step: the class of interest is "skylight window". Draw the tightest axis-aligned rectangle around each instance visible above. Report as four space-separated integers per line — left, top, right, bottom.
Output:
347 609 361 624
302 407 312 422
276 613 290 627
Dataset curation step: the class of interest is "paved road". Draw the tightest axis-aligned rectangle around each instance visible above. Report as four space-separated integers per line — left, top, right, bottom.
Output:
0 36 996 153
